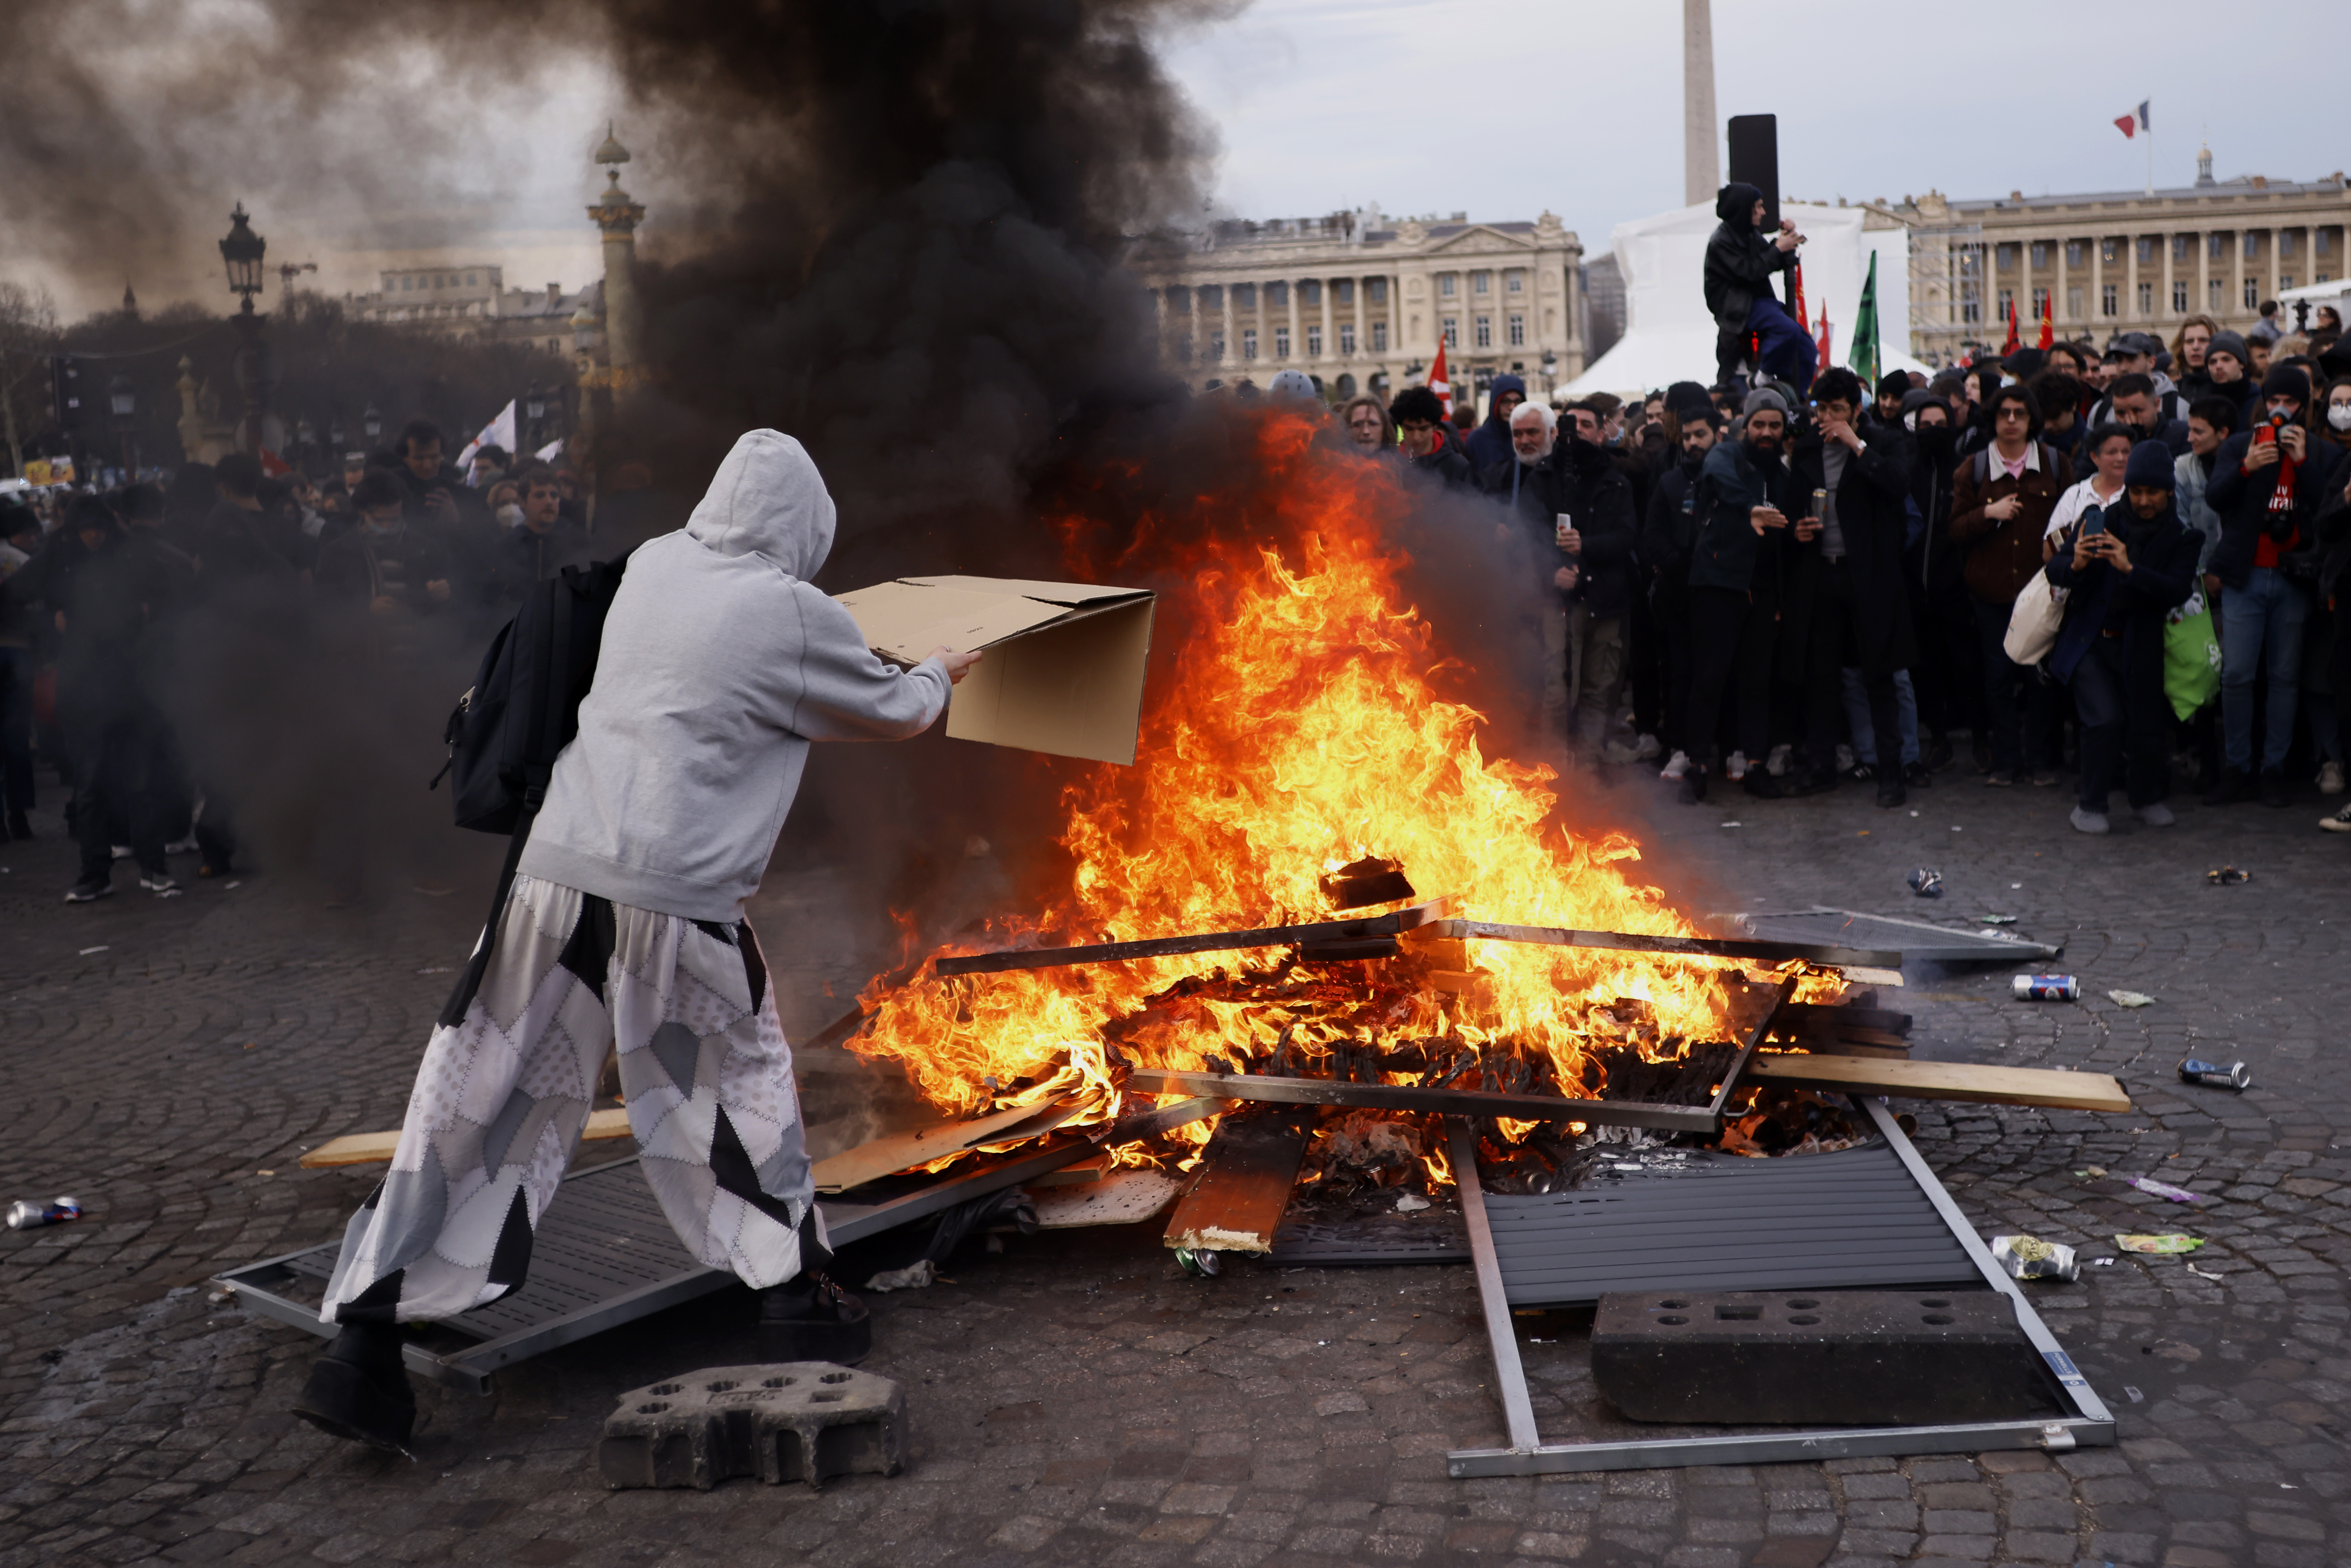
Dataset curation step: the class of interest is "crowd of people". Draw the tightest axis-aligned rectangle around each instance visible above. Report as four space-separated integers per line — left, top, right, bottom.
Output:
1334 300 2351 837
0 420 592 902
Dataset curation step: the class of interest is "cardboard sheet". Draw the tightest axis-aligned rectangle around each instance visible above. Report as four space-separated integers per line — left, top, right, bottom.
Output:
834 575 1155 766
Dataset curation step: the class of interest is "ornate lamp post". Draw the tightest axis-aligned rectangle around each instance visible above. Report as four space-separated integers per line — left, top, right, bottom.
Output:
108 374 136 479
219 203 275 456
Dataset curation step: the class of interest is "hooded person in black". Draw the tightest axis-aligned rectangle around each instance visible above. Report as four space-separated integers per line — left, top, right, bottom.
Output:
1641 409 1723 773
1898 387 1979 768
1704 182 1814 394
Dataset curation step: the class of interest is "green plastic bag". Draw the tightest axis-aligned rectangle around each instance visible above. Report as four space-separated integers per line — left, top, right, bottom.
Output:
2164 595 2221 720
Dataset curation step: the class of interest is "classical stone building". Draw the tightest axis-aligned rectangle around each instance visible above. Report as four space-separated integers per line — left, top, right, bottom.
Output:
343 265 590 357
1130 206 1588 404
1889 144 2351 367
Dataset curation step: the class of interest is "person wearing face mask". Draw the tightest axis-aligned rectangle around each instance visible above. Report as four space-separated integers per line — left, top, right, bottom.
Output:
1898 388 1977 775
2202 366 2343 806
2043 442 2203 833
314 468 459 624
1679 388 1799 802
1643 409 1722 781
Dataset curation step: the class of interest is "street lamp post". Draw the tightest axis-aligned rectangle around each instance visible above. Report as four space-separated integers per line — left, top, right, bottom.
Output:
523 383 547 456
218 203 274 457
108 374 136 479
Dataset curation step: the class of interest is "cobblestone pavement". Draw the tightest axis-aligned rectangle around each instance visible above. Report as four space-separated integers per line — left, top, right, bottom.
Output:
1 768 2345 1568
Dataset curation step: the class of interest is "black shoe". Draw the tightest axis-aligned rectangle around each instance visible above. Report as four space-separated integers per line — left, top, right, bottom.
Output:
2261 768 2291 808
1876 778 1907 809
1843 762 1876 783
1742 769 1783 800
1678 766 1709 805
1903 761 1934 789
4 811 27 841
292 1323 416 1457
2203 767 2255 806
1785 767 1838 797
64 877 113 903
757 1275 873 1365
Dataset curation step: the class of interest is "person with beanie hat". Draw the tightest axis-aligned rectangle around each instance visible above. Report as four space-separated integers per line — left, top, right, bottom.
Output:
2202 330 2259 428
1679 387 1799 802
1872 370 1916 428
2043 441 2203 832
1704 183 1815 394
2202 363 2343 804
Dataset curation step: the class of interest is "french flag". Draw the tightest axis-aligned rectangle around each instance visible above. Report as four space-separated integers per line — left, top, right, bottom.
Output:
2114 101 2150 139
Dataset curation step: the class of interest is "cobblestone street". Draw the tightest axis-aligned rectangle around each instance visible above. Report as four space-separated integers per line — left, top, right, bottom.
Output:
1 772 2345 1568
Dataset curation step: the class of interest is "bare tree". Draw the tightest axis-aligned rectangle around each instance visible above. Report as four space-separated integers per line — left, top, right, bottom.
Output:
0 283 60 478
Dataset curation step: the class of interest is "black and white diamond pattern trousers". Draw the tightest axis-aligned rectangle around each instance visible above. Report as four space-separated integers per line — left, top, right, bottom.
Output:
320 874 821 1324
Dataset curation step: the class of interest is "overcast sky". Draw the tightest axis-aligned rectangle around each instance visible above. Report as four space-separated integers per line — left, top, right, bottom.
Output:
1158 0 2344 245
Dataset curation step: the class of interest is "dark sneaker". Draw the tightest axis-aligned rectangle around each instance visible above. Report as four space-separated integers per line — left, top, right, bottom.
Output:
138 872 182 898
1983 770 2014 787
64 879 113 904
2203 768 2255 806
1677 766 1709 805
1742 769 1783 800
1843 762 1876 783
2260 769 2290 808
2029 769 2060 788
1876 778 1907 810
1785 768 1838 797
1904 761 1934 789
757 1276 873 1366
292 1323 416 1457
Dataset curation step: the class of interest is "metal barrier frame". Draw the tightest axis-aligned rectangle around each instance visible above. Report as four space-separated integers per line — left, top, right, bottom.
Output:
1442 1098 2115 1476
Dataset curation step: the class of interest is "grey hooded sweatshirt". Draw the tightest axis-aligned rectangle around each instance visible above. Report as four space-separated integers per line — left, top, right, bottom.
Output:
518 430 951 922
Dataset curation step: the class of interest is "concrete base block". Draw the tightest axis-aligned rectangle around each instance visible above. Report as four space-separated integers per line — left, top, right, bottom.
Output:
1591 1290 2061 1425
597 1362 906 1490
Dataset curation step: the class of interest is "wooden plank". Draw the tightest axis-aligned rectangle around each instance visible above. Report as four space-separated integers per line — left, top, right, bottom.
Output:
812 1094 1094 1192
1123 1068 1720 1134
1163 1107 1312 1253
1744 1055 2132 1115
300 1107 634 1169
933 899 1453 978
1437 919 1903 972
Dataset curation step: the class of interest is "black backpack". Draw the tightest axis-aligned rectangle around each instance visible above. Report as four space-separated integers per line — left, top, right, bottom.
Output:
429 550 633 1026
433 551 634 832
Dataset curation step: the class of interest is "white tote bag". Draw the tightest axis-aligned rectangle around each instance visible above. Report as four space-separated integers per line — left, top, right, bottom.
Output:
2002 567 2067 666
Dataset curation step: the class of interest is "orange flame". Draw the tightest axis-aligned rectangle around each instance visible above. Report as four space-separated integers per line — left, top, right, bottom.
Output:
851 412 1812 1141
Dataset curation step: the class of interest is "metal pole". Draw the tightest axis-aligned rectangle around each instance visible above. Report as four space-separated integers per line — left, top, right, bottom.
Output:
1447 1119 1541 1453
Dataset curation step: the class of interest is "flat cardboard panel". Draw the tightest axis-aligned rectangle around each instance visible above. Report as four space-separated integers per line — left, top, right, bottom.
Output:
834 576 1156 766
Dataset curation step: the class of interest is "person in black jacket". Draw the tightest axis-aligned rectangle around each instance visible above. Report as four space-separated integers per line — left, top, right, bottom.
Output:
2044 442 2203 832
1549 415 1641 768
1389 386 1475 489
2203 365 2343 805
1704 182 1812 394
1682 389 1799 802
1642 410 1722 779
1461 373 1526 475
1784 368 1918 806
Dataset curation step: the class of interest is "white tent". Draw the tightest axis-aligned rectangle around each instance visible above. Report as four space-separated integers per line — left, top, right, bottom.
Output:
1561 201 1926 399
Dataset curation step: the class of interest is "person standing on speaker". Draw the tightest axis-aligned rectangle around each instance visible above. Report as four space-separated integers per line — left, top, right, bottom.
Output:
1704 183 1814 397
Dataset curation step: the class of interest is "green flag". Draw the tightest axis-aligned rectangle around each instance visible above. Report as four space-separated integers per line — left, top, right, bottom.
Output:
1848 252 1881 385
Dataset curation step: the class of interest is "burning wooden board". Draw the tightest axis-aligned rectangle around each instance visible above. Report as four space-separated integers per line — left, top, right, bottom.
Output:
1162 1106 1314 1254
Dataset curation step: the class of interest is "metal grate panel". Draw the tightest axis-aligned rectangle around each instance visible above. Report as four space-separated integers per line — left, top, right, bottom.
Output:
1486 1143 1981 1307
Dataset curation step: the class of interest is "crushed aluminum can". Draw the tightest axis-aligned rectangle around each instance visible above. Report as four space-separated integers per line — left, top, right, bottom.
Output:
1907 867 1943 898
6 1196 81 1230
2012 974 2080 1001
1991 1234 2079 1282
1172 1247 1222 1278
2179 1058 2251 1090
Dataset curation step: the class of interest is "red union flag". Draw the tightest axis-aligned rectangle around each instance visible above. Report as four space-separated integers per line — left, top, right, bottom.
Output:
1427 338 1452 417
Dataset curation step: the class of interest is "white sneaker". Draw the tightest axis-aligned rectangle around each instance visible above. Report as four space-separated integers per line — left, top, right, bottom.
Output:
1725 750 1749 782
1632 733 1662 762
2136 801 2176 827
138 872 183 897
2322 760 2345 796
2069 805 2109 835
1601 740 1641 765
110 843 133 860
163 835 199 856
2322 802 2351 833
1832 744 1853 774
1659 749 1691 780
1767 743 1793 777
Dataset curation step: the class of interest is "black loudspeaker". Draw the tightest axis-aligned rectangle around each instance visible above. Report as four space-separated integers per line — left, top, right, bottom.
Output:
1726 114 1779 230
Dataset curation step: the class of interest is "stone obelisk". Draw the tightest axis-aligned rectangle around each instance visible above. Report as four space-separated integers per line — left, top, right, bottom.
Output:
1683 0 1719 206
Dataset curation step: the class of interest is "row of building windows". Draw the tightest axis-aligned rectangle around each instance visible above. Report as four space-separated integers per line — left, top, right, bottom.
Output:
1198 320 1395 361
1440 315 1527 349
391 271 483 292
1998 231 2335 272
1163 268 1532 315
1987 274 2319 323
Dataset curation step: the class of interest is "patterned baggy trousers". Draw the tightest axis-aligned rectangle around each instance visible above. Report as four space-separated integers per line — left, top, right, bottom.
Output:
320 874 822 1324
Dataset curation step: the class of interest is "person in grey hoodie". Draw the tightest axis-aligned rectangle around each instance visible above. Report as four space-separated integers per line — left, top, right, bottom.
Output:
295 431 978 1456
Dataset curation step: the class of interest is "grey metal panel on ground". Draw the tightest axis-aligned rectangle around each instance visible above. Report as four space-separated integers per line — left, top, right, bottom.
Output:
1732 907 2062 963
1486 1144 1981 1307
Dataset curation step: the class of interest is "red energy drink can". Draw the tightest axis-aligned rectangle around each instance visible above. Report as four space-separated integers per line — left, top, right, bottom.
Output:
2011 975 2080 1001
6 1196 81 1230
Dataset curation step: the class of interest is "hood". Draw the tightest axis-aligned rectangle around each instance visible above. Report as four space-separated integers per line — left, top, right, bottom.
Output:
1716 182 1762 228
684 429 837 579
1485 373 1526 415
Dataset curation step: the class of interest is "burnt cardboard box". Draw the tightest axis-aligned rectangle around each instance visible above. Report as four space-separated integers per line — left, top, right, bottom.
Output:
833 575 1155 766
1590 1289 2063 1425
